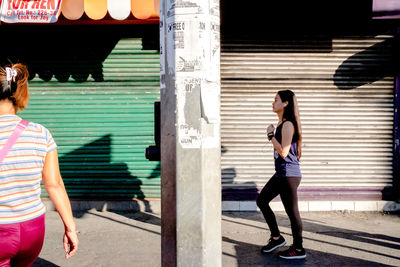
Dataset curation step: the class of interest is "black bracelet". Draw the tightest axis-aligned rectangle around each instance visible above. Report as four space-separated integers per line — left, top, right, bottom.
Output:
267 132 274 141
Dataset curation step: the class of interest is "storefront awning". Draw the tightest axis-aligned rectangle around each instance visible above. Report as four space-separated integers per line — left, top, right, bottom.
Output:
61 0 159 23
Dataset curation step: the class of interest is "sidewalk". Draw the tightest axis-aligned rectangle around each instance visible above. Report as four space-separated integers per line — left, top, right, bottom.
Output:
34 209 400 267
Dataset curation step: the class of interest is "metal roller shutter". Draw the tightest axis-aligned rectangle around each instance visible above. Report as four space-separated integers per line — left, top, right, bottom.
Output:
221 35 394 200
21 38 161 199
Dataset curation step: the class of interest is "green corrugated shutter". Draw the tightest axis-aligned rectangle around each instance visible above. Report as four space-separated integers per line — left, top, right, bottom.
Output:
20 38 161 199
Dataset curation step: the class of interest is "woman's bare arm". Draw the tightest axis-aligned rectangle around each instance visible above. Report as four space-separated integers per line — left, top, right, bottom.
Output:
271 121 294 158
42 149 78 259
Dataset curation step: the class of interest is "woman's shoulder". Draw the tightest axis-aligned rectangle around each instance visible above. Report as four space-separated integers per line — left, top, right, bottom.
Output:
26 120 43 129
281 120 295 135
282 120 295 128
25 120 53 136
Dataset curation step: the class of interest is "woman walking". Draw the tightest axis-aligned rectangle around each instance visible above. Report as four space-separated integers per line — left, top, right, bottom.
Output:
0 63 78 266
256 89 306 259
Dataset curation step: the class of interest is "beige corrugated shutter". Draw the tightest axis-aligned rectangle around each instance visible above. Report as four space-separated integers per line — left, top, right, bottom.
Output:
221 35 394 198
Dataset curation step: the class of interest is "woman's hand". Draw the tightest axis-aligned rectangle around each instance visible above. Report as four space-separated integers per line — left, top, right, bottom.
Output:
267 124 275 141
63 229 79 259
267 124 275 135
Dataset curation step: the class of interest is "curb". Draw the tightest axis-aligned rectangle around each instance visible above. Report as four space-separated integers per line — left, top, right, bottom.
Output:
222 200 400 212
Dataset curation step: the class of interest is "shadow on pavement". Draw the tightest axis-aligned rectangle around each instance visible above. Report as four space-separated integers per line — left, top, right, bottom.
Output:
224 234 388 267
223 211 400 266
33 258 60 267
82 211 161 236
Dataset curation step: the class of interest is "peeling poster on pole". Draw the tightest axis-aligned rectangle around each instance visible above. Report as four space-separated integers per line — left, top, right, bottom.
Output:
0 0 62 23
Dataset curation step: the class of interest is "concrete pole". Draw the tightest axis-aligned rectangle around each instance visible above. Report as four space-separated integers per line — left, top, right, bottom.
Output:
160 0 221 266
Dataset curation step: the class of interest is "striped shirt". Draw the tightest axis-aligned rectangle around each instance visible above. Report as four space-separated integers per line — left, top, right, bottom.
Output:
0 115 57 224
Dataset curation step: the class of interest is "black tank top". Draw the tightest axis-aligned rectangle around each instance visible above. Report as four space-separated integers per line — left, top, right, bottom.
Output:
274 120 301 178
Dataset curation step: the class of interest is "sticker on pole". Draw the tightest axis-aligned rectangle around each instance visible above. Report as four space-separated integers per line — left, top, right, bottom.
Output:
0 0 62 23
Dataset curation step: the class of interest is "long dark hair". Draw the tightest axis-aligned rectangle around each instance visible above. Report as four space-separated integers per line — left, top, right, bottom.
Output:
278 90 302 159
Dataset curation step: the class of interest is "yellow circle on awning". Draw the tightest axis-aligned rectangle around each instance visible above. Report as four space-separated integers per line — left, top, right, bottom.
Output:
85 0 107 20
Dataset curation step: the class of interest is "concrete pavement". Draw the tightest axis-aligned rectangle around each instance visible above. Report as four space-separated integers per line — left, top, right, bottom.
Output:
34 206 400 266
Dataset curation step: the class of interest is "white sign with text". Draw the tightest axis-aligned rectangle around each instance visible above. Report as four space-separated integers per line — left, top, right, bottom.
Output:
0 0 62 23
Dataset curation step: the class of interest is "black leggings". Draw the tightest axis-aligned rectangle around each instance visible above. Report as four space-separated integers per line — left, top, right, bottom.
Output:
256 174 303 248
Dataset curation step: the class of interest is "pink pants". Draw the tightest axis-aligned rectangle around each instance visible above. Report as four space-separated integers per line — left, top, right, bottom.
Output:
0 214 45 267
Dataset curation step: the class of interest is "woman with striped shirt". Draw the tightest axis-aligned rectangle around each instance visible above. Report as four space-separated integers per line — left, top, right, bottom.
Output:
0 63 78 266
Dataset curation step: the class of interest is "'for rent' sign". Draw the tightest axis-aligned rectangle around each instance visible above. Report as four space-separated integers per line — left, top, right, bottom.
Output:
0 0 62 23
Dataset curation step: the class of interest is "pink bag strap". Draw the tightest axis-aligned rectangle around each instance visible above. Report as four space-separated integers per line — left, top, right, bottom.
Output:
0 120 29 164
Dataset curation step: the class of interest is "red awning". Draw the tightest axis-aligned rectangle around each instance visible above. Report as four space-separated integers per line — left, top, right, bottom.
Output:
60 0 159 23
